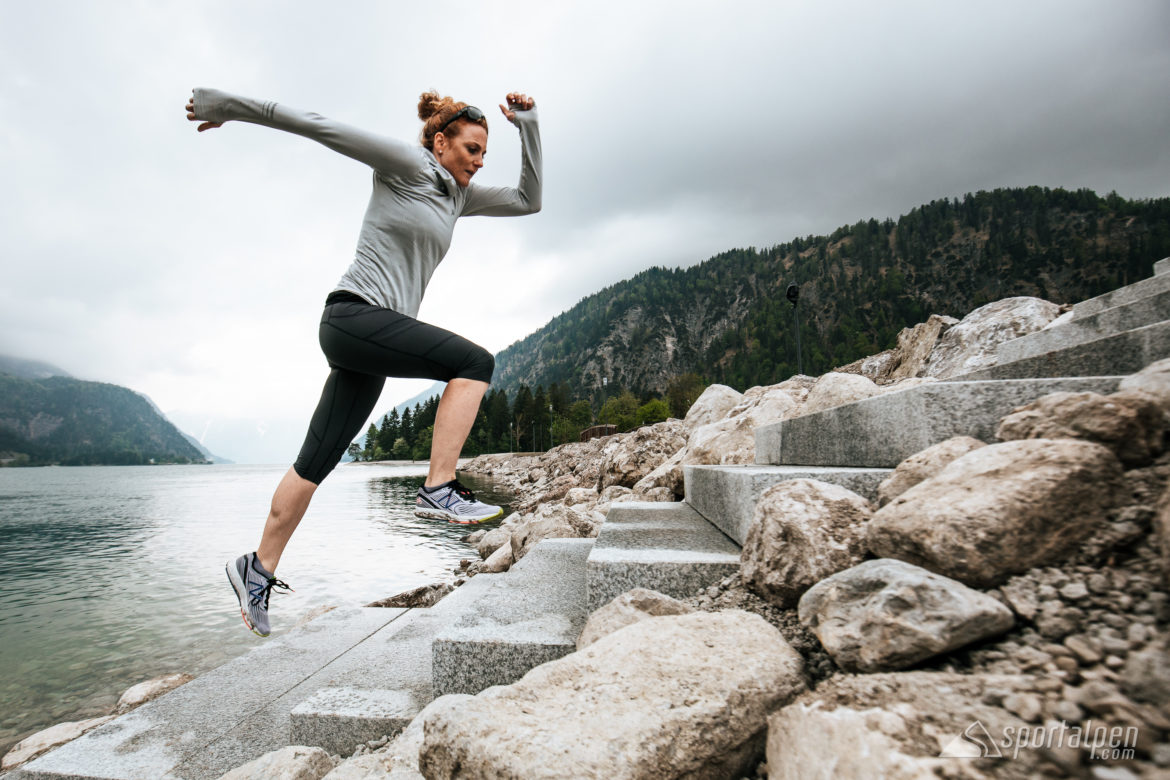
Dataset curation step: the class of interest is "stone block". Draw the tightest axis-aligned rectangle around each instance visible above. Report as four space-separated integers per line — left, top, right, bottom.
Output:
756 376 1122 468
289 687 421 757
585 502 740 611
684 465 889 545
1156 257 1170 276
432 539 593 696
1073 269 1170 319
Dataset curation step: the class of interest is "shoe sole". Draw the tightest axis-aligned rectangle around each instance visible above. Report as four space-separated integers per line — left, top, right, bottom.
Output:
414 506 504 524
225 561 269 638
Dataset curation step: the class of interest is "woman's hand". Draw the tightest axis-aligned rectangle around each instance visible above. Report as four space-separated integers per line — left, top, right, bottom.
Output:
499 92 536 122
186 91 223 132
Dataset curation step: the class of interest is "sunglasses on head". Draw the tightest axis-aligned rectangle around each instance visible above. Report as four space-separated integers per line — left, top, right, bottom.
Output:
437 105 485 135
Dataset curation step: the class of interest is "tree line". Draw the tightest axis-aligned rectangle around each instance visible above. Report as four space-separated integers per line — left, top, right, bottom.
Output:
347 373 708 461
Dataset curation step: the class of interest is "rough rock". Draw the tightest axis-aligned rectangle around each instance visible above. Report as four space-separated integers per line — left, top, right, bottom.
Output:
877 436 987 507
797 559 1015 672
683 383 744 429
114 673 195 714
217 746 337 780
597 419 687 490
323 695 472 780
474 526 511 560
1119 357 1170 417
802 372 882 415
419 611 806 779
1122 636 1170 715
741 479 873 608
509 504 595 561
564 486 599 507
996 390 1165 467
481 542 513 573
1158 482 1170 585
1 716 115 771
767 672 1040 780
920 296 1063 378
365 582 453 609
868 439 1126 587
576 588 695 649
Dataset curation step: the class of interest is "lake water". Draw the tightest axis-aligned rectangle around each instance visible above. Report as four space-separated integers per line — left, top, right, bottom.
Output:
0 462 513 755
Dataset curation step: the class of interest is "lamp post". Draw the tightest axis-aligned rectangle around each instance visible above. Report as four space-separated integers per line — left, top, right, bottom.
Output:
786 283 803 376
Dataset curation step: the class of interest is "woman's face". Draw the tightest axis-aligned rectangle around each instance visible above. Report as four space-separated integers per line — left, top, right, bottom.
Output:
435 123 488 187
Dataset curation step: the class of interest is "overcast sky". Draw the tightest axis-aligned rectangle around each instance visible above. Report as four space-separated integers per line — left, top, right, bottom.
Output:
2 0 1167 463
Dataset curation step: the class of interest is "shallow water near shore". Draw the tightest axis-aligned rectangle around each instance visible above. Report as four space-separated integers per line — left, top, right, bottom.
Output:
0 462 513 755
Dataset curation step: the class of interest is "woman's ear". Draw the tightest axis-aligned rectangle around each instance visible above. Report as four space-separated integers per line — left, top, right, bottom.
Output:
433 132 446 156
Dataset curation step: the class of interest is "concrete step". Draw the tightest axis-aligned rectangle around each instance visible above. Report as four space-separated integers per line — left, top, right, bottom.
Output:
684 465 892 546
996 287 1170 365
755 376 1123 469
1156 257 1170 276
585 502 740 612
957 320 1170 381
1073 268 1170 319
12 606 409 780
431 538 594 697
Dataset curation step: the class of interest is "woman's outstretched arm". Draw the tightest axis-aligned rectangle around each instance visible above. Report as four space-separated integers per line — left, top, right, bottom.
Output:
461 93 542 217
186 87 424 178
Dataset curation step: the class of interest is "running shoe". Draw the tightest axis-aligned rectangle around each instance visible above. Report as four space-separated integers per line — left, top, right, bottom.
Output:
415 479 504 524
225 552 292 637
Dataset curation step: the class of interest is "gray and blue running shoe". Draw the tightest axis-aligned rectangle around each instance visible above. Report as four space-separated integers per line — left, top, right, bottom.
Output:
415 479 503 524
225 552 292 637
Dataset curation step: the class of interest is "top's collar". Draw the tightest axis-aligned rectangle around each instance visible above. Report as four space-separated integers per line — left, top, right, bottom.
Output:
423 148 458 196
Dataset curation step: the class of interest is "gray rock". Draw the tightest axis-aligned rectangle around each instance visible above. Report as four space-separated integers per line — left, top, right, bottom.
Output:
480 542 513 573
1119 357 1170 417
867 439 1125 587
741 479 872 607
419 611 806 779
365 582 452 609
683 383 744 429
509 504 593 562
882 314 960 383
598 419 688 490
877 436 986 507
995 390 1165 467
798 559 1014 672
474 525 511 560
1157 483 1170 586
801 372 882 415
217 746 337 780
921 296 1062 378
576 588 695 649
1122 637 1170 713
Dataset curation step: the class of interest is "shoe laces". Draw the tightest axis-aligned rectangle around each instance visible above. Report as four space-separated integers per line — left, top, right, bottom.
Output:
251 576 293 609
450 480 476 502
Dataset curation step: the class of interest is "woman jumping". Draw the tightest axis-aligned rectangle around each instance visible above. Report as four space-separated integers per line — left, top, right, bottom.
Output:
185 86 541 637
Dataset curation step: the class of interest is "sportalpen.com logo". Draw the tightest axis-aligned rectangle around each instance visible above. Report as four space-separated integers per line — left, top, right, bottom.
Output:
939 719 1139 761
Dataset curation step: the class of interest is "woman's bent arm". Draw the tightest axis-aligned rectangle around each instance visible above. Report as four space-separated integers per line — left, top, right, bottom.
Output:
190 87 424 178
461 108 542 217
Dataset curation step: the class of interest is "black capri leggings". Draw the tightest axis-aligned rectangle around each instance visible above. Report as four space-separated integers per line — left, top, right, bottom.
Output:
292 292 494 484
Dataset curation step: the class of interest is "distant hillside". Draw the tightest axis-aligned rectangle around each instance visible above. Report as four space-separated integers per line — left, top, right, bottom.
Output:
492 187 1170 396
0 374 208 466
0 355 71 380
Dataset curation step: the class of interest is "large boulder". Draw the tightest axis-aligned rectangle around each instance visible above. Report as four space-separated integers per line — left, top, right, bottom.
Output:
741 479 872 607
509 504 597 562
576 588 695 649
365 582 452 609
797 559 1015 672
597 419 688 490
996 390 1165 467
218 746 336 780
474 526 512 560
1119 357 1170 418
867 439 1125 587
802 372 882 415
921 296 1063 379
683 384 744 429
419 611 806 779
877 436 986 507
1156 482 1170 586
767 672 1040 779
1 716 115 771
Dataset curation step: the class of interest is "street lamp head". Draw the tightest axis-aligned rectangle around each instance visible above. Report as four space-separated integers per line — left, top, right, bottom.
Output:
786 283 800 307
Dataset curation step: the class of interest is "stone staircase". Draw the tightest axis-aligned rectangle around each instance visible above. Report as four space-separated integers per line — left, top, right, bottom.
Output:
11 259 1168 780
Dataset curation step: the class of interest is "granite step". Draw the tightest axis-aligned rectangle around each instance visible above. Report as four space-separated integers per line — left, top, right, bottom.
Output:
755 375 1123 468
1073 266 1170 319
1156 257 1170 276
996 287 1170 365
12 607 410 780
585 502 740 612
683 465 892 546
957 320 1170 381
431 538 594 697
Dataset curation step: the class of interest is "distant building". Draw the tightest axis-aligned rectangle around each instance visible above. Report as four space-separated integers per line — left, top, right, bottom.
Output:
579 424 617 442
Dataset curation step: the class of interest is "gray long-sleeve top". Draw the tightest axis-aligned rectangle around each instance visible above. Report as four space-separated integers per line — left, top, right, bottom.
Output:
191 88 542 318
